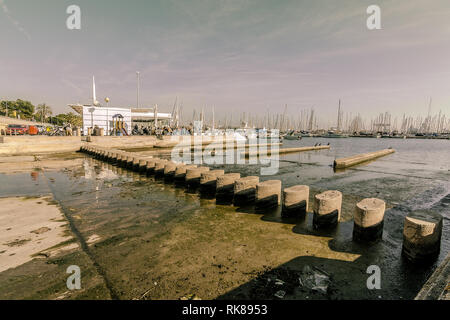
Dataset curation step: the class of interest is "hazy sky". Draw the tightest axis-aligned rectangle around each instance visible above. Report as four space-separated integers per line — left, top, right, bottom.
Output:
1 0 450 126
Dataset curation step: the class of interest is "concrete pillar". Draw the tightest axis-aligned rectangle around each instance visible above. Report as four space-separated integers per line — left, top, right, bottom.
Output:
96 150 103 159
105 150 112 162
186 167 210 188
145 159 159 175
154 160 169 177
256 180 281 209
313 190 342 229
200 170 225 195
116 153 123 164
132 157 141 171
282 185 309 218
353 198 386 242
114 153 122 165
174 164 197 184
138 159 148 173
233 176 259 206
126 155 134 169
119 154 128 167
216 173 241 203
402 210 443 262
164 162 182 180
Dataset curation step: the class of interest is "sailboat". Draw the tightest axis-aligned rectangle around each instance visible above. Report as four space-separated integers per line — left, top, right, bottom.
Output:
284 130 302 140
322 100 348 138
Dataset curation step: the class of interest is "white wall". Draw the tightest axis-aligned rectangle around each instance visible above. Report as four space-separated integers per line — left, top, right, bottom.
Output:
82 106 132 136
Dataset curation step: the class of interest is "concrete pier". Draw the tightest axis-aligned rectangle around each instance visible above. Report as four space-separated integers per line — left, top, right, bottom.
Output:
233 176 259 206
402 210 443 262
186 167 210 188
353 198 386 242
334 149 395 169
0 136 82 155
313 190 342 229
244 145 329 157
200 170 225 196
282 185 309 218
255 180 281 210
216 173 241 203
174 164 197 184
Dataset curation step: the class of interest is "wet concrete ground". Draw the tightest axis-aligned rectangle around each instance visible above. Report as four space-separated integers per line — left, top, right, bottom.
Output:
0 138 448 300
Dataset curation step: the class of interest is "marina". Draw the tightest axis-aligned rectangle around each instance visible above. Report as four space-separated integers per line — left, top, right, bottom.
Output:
1 0 449 306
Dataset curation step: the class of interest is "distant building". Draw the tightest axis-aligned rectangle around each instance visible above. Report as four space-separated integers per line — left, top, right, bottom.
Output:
68 76 171 136
69 104 171 136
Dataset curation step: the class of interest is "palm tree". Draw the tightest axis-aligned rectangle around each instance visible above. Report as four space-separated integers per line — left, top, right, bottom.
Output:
35 104 53 123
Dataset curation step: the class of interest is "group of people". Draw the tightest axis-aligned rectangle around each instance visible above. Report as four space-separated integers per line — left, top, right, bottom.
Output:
131 124 195 137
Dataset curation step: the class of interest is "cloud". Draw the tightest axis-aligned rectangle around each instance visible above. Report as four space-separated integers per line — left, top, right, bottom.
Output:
0 0 31 40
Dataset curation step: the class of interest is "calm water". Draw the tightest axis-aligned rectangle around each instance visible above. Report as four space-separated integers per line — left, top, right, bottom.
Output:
0 137 448 299
213 137 450 267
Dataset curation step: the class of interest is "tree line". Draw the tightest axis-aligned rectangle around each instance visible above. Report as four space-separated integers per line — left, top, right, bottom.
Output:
0 99 82 127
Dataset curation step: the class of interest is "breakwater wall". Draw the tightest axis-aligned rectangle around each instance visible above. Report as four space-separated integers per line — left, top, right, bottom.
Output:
333 149 395 169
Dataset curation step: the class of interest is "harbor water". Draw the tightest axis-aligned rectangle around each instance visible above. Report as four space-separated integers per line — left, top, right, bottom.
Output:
0 137 448 299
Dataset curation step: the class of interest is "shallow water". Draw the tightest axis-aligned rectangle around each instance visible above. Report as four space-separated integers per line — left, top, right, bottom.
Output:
0 138 448 299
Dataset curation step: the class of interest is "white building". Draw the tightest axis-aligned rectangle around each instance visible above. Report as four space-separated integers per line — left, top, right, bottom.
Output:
68 76 171 136
69 104 172 136
69 104 132 135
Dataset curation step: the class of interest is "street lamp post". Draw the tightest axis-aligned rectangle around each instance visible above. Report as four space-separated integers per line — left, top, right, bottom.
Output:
136 71 140 109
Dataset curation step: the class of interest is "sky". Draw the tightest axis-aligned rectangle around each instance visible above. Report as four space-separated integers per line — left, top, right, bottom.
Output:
1 0 450 127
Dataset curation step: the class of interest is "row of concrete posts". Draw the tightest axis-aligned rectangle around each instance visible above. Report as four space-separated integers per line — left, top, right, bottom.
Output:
80 145 443 263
